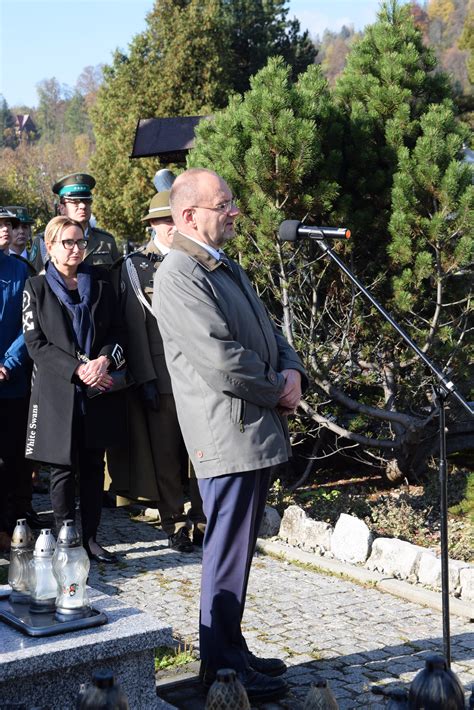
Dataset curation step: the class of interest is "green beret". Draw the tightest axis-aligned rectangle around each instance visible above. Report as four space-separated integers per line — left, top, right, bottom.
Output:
53 173 96 199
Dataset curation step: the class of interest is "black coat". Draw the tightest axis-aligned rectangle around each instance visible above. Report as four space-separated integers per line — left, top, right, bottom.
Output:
22 268 127 465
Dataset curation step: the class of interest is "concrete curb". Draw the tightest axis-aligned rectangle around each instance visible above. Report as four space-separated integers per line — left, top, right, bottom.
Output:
256 538 474 622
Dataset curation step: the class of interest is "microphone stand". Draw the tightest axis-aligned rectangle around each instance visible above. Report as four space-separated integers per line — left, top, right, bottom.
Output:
310 234 473 667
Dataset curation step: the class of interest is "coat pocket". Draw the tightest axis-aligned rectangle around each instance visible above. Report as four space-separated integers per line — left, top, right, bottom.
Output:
193 443 219 464
230 396 246 432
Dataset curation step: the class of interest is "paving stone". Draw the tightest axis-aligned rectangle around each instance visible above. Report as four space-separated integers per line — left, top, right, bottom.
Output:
21 493 474 709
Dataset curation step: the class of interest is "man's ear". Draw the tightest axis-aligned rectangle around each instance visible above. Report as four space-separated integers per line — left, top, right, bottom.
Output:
57 203 66 216
182 208 195 229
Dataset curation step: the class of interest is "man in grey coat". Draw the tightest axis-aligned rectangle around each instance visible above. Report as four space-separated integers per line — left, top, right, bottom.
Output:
153 168 306 702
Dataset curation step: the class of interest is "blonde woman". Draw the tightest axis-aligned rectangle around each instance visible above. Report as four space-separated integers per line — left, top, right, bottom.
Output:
22 215 126 563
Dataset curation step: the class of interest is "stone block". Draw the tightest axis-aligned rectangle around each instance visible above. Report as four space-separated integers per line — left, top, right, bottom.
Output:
366 538 424 580
418 553 468 593
330 513 373 563
0 586 173 709
460 566 474 602
449 560 469 595
279 505 332 552
417 551 439 588
258 505 281 538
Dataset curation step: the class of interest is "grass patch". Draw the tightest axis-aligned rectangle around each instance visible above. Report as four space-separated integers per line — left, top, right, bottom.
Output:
154 641 195 671
449 471 474 518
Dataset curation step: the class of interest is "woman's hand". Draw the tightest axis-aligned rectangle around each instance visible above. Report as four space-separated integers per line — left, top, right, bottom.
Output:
76 356 112 388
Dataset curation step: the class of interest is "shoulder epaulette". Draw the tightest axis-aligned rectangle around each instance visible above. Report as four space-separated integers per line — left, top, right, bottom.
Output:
92 227 116 239
111 247 146 270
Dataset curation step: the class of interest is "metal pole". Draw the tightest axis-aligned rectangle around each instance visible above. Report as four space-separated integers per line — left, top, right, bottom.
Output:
437 388 451 666
310 239 474 665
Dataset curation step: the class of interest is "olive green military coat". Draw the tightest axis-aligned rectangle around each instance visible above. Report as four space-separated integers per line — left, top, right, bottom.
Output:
107 239 181 502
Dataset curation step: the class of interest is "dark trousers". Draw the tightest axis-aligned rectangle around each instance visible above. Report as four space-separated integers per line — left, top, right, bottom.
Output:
49 422 105 545
150 395 205 535
198 466 272 671
0 398 32 533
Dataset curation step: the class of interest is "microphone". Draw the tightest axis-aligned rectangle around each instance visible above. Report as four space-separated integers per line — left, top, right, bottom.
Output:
279 220 351 242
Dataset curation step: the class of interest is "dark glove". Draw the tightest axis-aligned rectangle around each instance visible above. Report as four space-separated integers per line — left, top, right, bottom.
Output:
140 380 160 411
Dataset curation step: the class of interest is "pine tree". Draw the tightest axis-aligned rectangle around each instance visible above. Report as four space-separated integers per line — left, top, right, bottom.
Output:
188 56 340 288
36 78 66 143
0 95 17 149
328 1 472 476
90 0 316 239
221 0 316 95
335 0 451 260
64 92 92 137
388 101 473 378
188 9 473 480
90 0 234 238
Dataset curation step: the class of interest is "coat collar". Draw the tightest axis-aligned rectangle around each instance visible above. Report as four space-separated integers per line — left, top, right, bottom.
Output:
170 231 223 272
143 238 163 256
83 225 96 260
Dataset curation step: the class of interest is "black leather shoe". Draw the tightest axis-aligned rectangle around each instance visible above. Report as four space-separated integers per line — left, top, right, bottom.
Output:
168 527 193 553
85 544 118 564
201 664 288 701
25 510 55 530
247 651 287 676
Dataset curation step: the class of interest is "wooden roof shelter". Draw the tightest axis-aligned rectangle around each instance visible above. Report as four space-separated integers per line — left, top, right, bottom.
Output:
130 116 210 161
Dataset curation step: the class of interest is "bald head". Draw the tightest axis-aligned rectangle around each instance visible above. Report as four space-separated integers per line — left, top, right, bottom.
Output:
170 168 219 226
169 168 240 250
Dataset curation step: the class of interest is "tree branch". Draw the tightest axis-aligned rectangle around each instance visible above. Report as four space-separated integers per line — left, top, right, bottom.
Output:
299 399 399 449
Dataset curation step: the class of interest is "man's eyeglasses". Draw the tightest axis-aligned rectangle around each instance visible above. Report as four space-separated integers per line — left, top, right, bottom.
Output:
57 238 88 250
192 199 238 214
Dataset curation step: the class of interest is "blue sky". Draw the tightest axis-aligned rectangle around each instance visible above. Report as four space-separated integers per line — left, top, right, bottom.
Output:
0 0 382 108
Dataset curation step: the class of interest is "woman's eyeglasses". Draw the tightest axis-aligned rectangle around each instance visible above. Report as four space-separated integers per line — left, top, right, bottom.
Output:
58 238 88 250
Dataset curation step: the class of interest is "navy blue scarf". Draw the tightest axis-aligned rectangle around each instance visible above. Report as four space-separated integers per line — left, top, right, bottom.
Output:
45 261 94 357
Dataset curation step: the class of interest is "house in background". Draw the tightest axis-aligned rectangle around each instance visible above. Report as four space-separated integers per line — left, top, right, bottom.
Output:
15 114 38 141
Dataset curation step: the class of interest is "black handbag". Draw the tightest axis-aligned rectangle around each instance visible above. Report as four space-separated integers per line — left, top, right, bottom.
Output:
86 368 134 399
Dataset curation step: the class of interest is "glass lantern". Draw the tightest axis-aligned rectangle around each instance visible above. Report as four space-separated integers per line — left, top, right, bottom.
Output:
8 518 35 603
29 528 57 613
52 520 91 620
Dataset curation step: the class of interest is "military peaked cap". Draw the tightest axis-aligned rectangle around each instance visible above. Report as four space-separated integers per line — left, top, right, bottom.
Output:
141 191 172 222
0 206 19 224
53 173 96 199
5 206 34 224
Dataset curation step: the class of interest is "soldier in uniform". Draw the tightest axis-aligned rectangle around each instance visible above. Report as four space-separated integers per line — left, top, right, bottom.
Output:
29 173 119 271
0 207 49 551
6 206 34 259
108 190 205 552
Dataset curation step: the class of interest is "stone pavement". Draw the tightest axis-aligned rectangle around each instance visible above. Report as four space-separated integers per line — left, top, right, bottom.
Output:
35 495 474 708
